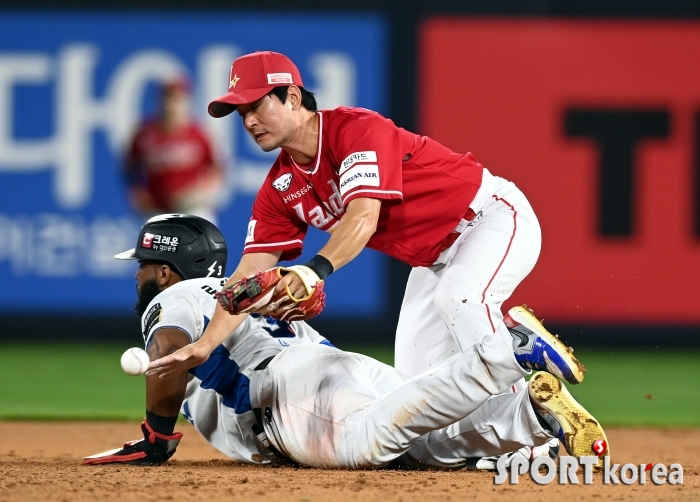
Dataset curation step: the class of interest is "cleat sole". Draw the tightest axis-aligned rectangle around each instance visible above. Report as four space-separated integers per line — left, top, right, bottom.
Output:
529 372 609 471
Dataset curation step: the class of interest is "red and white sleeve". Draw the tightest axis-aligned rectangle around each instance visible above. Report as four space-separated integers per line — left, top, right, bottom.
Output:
332 110 404 206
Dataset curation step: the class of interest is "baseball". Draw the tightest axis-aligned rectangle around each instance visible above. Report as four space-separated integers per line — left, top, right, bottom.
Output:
120 347 150 376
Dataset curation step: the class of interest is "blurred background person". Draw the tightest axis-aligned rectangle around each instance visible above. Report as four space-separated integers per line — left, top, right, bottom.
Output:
123 76 224 224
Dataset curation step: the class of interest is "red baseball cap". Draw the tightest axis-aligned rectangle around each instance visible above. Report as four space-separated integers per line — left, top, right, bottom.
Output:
208 51 304 118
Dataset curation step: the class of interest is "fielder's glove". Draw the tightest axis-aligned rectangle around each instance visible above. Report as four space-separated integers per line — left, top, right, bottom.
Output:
215 265 326 321
82 419 183 466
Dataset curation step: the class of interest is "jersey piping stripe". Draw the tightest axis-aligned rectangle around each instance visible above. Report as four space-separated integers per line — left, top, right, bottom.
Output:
341 189 403 204
290 112 323 175
480 195 518 333
244 239 303 249
484 304 496 333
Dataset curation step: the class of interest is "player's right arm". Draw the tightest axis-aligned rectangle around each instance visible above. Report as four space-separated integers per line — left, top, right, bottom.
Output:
146 251 281 377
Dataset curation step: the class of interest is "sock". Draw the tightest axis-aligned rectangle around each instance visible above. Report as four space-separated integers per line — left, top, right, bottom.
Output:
146 410 178 436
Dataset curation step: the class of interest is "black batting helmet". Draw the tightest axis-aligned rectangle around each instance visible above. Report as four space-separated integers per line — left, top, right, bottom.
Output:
115 214 228 279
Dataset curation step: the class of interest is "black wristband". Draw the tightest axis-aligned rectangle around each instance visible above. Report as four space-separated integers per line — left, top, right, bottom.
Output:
304 255 334 280
146 411 178 436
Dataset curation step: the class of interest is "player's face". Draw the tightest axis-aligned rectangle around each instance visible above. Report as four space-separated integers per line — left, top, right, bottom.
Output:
135 261 158 295
160 89 190 124
134 261 163 317
237 94 294 152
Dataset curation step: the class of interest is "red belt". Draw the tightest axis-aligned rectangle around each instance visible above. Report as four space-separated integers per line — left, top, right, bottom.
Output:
438 208 478 254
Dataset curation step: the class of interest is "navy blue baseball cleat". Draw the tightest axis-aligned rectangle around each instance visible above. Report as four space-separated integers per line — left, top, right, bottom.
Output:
505 305 586 384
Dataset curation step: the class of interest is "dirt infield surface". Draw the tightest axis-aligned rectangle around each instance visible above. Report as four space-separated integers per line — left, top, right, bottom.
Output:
0 422 698 501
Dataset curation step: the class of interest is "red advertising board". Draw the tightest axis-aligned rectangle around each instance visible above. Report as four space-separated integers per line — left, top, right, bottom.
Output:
420 20 700 324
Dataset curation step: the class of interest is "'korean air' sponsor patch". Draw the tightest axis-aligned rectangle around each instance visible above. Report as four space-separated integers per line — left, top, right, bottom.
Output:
272 173 293 192
339 164 380 197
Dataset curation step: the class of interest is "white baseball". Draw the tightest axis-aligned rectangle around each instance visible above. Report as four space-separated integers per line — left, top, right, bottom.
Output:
120 347 150 376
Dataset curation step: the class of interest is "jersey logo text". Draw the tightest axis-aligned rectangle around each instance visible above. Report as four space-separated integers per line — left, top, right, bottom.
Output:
201 284 218 297
291 180 345 230
282 182 313 204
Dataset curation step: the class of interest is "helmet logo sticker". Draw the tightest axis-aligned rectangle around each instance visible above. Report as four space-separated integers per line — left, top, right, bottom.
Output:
141 233 154 249
207 261 222 277
142 234 180 252
272 172 293 192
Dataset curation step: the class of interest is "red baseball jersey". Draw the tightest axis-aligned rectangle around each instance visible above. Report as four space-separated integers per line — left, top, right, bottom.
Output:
244 107 483 267
126 120 216 210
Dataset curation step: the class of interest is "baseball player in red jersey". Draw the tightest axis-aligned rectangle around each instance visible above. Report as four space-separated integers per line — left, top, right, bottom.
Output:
125 77 224 224
148 52 584 419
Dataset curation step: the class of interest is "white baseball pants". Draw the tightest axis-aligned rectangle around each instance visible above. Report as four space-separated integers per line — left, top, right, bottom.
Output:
395 170 542 381
399 389 551 469
249 343 548 469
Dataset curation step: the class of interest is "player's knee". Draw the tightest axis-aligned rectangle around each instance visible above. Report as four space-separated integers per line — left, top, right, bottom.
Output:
357 419 406 468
